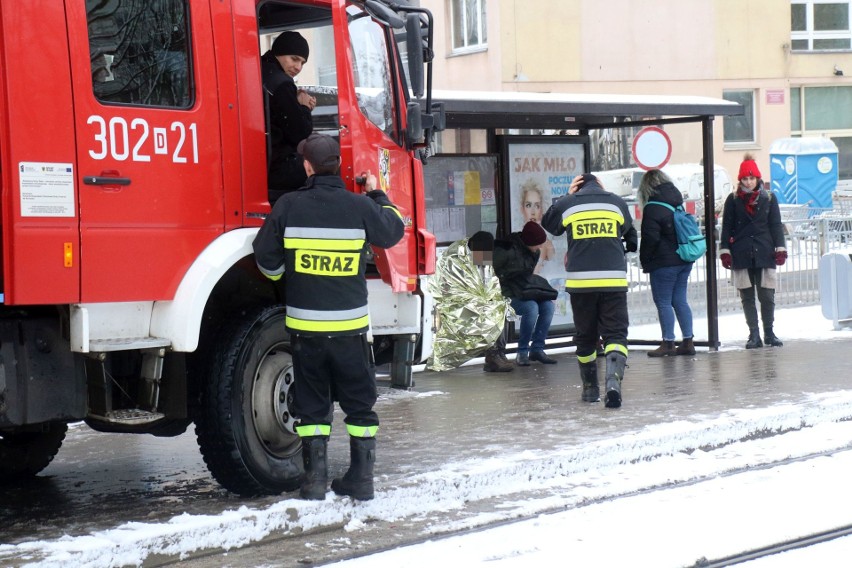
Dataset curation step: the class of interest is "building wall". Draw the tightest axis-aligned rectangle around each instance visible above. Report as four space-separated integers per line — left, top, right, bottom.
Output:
420 0 852 184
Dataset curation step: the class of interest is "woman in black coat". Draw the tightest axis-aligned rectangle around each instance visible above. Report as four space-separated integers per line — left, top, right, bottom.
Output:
719 155 787 349
493 222 557 367
638 169 695 357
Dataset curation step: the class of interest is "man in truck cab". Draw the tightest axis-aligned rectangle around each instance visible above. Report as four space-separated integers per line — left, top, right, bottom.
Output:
253 133 405 501
262 31 317 204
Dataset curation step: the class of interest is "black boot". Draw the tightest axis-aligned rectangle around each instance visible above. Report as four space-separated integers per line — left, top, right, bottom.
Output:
299 436 328 500
578 360 599 402
764 328 784 347
332 437 375 501
529 350 557 364
516 351 530 366
746 328 763 349
604 352 627 409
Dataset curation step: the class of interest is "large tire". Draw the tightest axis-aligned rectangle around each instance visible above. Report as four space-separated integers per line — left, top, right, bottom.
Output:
195 305 302 496
0 422 68 483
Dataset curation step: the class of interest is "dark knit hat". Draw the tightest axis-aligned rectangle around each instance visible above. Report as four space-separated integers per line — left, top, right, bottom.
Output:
297 133 340 168
468 231 495 252
271 31 309 61
520 221 547 246
738 157 762 180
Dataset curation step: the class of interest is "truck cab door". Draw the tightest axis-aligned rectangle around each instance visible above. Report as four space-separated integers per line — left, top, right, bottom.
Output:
331 1 417 293
65 0 225 302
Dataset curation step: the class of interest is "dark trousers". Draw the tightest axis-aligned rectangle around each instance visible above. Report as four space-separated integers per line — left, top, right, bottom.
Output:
570 291 629 358
292 334 378 429
739 268 776 331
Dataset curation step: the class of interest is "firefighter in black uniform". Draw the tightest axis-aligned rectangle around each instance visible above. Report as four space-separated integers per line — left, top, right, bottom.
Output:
542 174 638 408
253 133 404 501
261 31 316 204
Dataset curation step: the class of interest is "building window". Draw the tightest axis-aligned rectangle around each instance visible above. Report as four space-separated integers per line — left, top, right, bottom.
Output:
791 85 852 179
86 0 192 108
722 90 756 145
451 0 487 52
791 1 852 51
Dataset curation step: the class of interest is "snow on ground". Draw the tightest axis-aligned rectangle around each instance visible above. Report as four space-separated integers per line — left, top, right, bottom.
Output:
2 305 852 568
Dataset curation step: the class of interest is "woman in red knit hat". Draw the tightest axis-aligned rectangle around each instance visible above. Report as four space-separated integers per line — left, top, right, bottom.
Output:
719 154 787 349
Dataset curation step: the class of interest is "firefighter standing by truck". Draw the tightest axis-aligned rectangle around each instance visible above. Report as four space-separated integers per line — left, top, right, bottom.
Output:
541 174 637 409
252 133 404 501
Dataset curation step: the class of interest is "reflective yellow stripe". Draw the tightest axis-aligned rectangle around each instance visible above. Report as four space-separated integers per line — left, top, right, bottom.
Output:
346 424 378 438
566 278 628 288
563 209 624 227
384 205 403 220
283 237 365 251
286 314 370 333
577 352 597 364
296 424 332 437
604 343 629 357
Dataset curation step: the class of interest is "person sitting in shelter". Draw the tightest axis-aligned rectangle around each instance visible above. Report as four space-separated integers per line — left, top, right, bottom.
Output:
493 221 558 367
262 31 317 205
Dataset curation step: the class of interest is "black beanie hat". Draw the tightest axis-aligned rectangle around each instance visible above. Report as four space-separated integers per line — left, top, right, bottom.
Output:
520 221 547 246
271 31 309 61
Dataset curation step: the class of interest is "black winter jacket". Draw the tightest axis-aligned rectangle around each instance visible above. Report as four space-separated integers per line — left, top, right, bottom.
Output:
253 175 404 336
541 179 638 293
493 233 541 299
719 182 785 270
639 181 690 273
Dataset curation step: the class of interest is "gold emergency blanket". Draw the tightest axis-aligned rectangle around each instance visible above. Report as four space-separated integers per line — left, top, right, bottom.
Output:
427 239 512 371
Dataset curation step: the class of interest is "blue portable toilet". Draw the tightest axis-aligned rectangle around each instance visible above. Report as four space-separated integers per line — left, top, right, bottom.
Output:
769 137 838 209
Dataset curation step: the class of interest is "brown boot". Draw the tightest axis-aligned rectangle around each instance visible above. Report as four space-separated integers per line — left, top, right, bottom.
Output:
647 340 676 357
675 337 696 356
484 347 513 372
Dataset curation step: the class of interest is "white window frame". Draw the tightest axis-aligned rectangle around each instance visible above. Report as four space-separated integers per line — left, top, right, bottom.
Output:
791 0 852 51
722 89 757 147
450 0 487 54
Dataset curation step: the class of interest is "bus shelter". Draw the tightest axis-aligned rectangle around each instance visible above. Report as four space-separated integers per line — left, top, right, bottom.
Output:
427 89 743 350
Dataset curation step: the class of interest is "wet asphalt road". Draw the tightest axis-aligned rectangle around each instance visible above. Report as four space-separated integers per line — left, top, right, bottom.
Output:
2 338 852 566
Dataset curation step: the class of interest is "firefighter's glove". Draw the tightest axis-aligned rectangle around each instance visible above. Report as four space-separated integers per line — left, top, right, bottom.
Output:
775 250 787 266
366 189 392 207
720 253 732 269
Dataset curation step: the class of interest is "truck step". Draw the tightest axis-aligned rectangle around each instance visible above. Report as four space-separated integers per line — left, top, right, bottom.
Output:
89 337 171 352
93 409 166 425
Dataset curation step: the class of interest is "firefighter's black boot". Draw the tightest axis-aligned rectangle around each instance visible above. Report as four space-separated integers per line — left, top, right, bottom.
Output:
332 437 375 501
578 360 600 402
604 352 627 409
299 436 328 500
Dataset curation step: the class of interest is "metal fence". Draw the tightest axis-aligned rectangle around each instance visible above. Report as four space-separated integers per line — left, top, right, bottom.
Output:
626 209 852 327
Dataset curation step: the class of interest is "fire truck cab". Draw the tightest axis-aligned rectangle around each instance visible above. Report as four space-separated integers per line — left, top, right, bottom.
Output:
0 0 439 495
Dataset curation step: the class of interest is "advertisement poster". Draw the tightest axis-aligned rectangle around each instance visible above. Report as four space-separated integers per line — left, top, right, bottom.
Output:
505 139 587 331
423 155 499 243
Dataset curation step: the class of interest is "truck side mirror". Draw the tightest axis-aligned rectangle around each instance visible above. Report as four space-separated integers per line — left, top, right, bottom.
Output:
365 0 405 29
406 101 424 146
406 14 425 98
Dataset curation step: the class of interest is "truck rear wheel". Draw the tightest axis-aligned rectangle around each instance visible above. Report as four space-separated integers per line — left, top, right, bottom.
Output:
0 422 68 483
195 305 301 496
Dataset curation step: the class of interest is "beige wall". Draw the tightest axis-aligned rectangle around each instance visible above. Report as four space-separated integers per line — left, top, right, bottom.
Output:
420 0 852 181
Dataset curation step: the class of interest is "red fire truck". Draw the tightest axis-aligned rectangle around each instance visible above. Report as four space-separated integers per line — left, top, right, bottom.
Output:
0 0 440 495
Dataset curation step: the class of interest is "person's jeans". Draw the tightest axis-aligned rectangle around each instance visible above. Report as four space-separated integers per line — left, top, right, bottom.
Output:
509 298 555 353
649 264 694 341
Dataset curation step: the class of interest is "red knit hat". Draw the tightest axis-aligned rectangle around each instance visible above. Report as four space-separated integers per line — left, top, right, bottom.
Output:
520 221 547 246
738 157 762 180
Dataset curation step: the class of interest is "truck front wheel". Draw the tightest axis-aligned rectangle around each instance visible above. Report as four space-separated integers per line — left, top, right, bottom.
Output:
195 305 301 496
0 422 68 482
